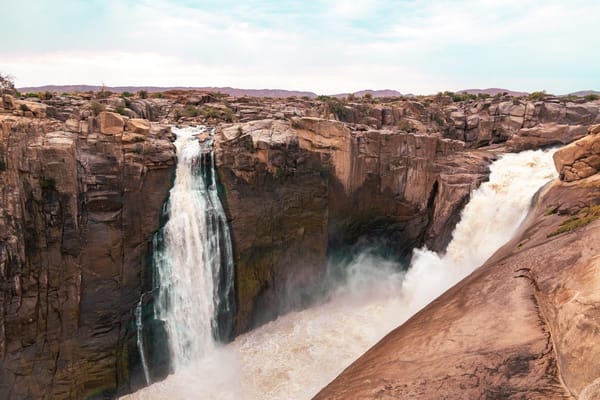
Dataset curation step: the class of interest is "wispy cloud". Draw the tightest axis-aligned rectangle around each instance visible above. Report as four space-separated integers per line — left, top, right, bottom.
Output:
1 0 598 93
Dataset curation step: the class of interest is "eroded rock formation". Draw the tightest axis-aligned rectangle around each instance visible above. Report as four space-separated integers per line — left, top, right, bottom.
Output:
216 117 493 332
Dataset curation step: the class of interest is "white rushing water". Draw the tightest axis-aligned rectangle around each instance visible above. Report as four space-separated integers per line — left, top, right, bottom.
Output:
125 148 557 400
149 126 235 371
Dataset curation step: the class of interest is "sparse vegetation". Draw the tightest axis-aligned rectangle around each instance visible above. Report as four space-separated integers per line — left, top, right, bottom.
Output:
121 91 134 98
528 91 547 101
115 105 127 115
547 205 600 237
152 92 164 99
184 105 200 117
96 84 111 99
584 94 600 101
0 73 15 92
223 107 235 122
201 107 219 118
90 101 105 116
324 98 347 120
138 90 148 99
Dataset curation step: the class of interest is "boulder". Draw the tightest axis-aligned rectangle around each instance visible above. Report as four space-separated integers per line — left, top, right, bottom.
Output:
97 111 124 135
2 94 16 110
126 118 150 135
553 124 600 181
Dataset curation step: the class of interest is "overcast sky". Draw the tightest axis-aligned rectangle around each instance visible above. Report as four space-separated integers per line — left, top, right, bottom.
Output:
1 0 598 94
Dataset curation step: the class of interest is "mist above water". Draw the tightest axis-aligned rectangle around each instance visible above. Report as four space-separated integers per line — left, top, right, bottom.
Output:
124 148 557 400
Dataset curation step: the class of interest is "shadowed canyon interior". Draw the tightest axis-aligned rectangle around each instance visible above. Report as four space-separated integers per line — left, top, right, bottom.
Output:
0 88 599 399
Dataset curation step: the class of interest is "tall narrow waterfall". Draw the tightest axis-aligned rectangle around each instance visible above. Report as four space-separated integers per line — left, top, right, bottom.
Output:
125 148 557 400
152 126 235 369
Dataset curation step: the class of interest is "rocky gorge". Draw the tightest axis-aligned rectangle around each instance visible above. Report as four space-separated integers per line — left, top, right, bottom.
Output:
0 88 599 399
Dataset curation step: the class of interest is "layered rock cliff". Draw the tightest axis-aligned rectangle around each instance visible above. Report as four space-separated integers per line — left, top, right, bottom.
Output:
1 89 599 399
0 95 175 399
215 117 493 333
314 125 600 399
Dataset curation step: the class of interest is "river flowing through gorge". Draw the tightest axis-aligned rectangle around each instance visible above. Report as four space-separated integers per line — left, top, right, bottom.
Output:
125 130 557 399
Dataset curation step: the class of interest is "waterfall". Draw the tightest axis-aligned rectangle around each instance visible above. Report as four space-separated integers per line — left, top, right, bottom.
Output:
148 125 235 370
135 297 151 385
124 148 557 400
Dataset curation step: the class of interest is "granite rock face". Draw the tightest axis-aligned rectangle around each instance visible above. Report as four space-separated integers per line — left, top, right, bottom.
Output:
215 117 492 333
0 106 175 399
314 148 600 399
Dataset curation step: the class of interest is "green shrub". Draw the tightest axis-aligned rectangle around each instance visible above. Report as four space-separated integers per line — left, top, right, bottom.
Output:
24 92 40 98
115 105 126 115
201 107 219 118
90 101 105 116
528 91 546 101
138 90 148 99
584 94 600 101
152 92 164 99
223 107 235 122
325 99 346 119
121 91 134 98
184 105 200 117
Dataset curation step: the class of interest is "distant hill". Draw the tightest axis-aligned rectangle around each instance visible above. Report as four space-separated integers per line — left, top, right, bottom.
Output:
333 89 403 98
458 88 529 97
17 85 319 98
18 85 409 99
569 90 600 97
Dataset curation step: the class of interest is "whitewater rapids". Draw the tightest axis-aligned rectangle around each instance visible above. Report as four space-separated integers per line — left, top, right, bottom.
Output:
124 148 557 400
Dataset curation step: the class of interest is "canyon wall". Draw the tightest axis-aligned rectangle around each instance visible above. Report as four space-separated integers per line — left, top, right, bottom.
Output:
0 91 598 398
0 95 175 399
215 117 493 333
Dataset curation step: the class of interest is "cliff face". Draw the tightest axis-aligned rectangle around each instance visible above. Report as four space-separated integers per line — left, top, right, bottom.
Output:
0 96 175 399
215 117 492 333
314 125 600 400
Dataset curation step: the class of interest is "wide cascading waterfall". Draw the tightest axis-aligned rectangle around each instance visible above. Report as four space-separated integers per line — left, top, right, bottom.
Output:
124 148 557 400
146 125 235 371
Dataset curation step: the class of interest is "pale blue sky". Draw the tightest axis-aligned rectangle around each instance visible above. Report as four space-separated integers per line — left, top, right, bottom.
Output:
1 0 598 94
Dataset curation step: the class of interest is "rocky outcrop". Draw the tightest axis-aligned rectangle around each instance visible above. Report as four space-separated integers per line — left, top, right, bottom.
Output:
314 135 600 399
216 118 492 333
0 103 175 399
553 124 600 181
